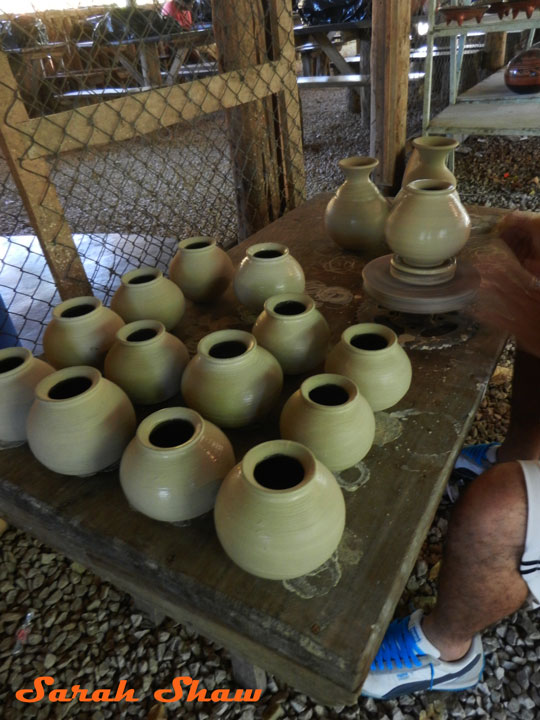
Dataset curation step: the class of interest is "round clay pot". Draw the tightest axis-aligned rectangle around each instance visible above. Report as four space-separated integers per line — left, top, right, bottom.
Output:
324 156 390 256
439 5 486 24
104 320 189 405
214 439 346 580
385 180 471 268
0 347 54 448
401 136 458 188
505 45 540 94
181 329 283 428
43 296 124 370
233 242 305 311
325 323 412 412
110 267 185 331
169 236 234 302
280 373 375 472
27 366 136 476
120 407 235 522
251 293 330 375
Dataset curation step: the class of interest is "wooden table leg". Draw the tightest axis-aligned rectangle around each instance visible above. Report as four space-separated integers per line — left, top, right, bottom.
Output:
230 653 267 692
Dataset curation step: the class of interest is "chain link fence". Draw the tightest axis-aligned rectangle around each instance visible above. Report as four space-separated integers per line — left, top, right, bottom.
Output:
0 0 305 351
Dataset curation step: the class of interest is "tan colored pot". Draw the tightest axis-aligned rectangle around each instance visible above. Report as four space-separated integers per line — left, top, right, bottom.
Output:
233 242 305 311
169 236 234 302
402 136 458 188
214 440 346 580
0 347 54 448
181 329 283 428
386 180 471 268
43 296 124 370
325 323 412 412
120 407 235 522
280 373 375 471
104 320 189 405
27 366 136 476
111 267 185 331
324 156 390 256
251 293 330 375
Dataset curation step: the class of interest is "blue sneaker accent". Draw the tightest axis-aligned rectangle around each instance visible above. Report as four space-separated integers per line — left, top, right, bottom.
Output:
371 616 425 671
455 442 500 475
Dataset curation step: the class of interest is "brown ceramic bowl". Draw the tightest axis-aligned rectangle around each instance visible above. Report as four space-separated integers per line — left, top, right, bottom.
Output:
439 5 487 24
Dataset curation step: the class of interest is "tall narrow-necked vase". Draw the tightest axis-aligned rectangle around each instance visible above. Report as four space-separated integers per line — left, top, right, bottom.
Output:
402 136 458 188
111 267 185 331
169 236 234 302
324 156 390 256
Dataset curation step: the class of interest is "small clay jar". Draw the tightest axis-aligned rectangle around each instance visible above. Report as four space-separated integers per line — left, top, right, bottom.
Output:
0 347 54 448
181 329 283 428
385 180 471 268
111 267 185 331
214 440 346 580
169 236 234 302
27 365 136 476
43 296 124 370
505 45 540 94
104 320 189 405
120 407 235 522
401 136 458 188
324 156 390 256
251 293 330 375
325 323 412 412
233 242 305 311
280 373 375 472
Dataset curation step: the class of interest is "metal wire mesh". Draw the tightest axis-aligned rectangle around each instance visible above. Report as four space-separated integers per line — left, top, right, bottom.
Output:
0 0 304 352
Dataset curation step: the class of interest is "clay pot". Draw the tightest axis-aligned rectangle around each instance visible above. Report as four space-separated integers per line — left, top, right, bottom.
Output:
508 1 539 19
280 373 375 472
110 267 185 331
214 440 346 580
120 407 235 522
181 329 283 428
401 136 458 188
324 156 390 256
251 293 330 375
169 236 234 302
385 179 471 268
43 296 124 370
0 347 54 448
27 366 136 476
439 5 486 24
487 2 512 19
233 242 305 311
325 323 412 412
104 320 189 405
505 45 540 94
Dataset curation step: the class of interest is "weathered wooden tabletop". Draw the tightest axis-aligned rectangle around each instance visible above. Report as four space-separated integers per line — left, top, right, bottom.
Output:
0 194 509 705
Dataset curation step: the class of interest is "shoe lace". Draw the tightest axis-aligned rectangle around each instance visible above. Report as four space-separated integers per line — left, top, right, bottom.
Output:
371 616 425 671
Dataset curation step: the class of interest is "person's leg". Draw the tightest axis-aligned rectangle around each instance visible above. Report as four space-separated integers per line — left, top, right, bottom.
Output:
498 349 540 462
423 461 529 660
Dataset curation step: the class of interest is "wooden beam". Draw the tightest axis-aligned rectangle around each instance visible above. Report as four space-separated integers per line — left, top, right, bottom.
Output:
369 0 411 190
484 32 507 72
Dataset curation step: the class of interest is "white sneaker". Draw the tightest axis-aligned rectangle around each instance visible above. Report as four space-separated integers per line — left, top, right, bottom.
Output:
361 610 484 700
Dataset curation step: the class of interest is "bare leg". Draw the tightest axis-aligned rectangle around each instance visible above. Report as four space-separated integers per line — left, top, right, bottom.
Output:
498 349 540 462
423 462 529 661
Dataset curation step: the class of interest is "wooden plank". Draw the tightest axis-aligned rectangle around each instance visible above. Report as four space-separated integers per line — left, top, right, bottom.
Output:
310 33 363 99
369 0 411 190
429 99 540 134
0 52 91 300
458 68 540 102
484 31 507 72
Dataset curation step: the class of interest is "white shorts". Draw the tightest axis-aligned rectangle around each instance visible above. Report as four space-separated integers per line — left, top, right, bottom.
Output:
519 460 540 604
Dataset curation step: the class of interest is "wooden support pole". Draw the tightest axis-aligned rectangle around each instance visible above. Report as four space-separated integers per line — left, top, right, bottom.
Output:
484 32 507 72
369 0 411 191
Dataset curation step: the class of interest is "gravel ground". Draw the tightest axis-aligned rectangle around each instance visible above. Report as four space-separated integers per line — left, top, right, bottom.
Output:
2 85 540 720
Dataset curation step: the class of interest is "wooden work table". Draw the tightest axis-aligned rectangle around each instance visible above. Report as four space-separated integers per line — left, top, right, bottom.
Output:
0 195 508 705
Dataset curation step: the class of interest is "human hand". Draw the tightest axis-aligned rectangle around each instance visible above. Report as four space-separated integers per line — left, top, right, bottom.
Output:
497 211 540 276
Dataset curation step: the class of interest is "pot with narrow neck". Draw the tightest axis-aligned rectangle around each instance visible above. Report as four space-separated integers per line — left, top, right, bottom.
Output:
402 136 458 187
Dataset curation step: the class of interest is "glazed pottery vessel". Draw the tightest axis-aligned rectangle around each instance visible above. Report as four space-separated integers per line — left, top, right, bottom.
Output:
385 179 471 268
27 366 136 476
251 293 330 375
325 323 412 412
439 5 486 24
169 236 234 302
280 373 375 471
214 440 346 580
233 242 305 311
104 320 189 405
43 296 124 370
120 407 235 522
110 267 185 330
181 329 283 428
505 45 540 94
0 347 54 448
401 136 458 187
324 156 390 256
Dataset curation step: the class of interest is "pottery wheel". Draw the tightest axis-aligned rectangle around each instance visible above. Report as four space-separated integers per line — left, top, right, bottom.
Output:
362 254 480 314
